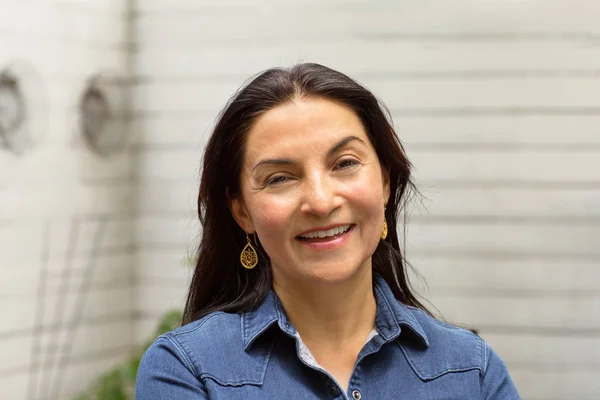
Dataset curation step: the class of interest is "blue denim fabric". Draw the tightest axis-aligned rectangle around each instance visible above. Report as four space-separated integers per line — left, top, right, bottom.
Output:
136 276 520 399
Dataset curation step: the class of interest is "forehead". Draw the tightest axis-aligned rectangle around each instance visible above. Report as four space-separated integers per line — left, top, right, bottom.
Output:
244 97 369 160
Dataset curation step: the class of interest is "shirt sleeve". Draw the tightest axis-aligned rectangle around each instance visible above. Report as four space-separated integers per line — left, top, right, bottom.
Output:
480 341 520 399
136 336 209 399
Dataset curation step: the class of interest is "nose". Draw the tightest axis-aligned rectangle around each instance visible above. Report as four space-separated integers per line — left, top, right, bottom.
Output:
300 173 339 217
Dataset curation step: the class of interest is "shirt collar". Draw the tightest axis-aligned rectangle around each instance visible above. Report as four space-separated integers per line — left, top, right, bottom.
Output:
241 290 294 350
241 274 429 350
372 274 429 347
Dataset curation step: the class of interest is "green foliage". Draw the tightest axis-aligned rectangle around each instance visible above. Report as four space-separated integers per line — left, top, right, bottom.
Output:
74 310 182 400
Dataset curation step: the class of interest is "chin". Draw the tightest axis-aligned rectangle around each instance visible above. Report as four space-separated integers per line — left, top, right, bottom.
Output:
305 261 369 286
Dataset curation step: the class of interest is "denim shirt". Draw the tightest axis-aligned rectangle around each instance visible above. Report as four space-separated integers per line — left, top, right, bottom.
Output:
136 276 520 399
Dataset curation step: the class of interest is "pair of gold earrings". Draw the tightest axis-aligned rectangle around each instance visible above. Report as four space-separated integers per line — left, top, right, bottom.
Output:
239 208 388 269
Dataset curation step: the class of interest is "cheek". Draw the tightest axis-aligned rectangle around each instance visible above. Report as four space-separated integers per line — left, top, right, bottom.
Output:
346 172 386 215
254 212 286 235
248 197 291 238
251 205 292 263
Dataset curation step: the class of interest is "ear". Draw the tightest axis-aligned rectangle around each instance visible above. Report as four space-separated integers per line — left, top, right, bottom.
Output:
226 187 255 233
381 166 391 205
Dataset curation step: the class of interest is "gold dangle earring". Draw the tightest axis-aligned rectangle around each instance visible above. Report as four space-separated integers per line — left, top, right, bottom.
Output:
381 206 388 240
240 229 258 269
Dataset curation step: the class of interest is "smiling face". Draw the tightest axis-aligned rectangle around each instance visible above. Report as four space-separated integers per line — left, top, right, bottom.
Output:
230 96 390 287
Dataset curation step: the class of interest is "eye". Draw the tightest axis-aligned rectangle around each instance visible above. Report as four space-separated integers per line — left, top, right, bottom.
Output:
335 158 359 170
265 175 289 186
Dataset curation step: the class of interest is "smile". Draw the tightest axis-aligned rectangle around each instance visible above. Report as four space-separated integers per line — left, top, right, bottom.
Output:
297 224 353 241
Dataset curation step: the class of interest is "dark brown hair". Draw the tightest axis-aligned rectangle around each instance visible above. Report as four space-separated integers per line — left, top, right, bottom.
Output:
182 63 430 325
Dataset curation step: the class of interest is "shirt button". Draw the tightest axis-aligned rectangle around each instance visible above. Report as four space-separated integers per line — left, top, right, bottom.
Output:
352 389 362 400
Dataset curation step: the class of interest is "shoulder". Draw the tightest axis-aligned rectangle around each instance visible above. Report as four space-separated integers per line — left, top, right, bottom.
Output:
400 305 488 380
409 305 483 352
397 306 519 397
164 311 243 359
142 311 271 386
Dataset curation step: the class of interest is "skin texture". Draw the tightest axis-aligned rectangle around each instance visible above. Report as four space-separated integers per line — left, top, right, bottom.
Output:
230 97 391 390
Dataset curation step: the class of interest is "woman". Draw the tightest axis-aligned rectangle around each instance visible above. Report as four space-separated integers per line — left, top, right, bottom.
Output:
136 63 520 399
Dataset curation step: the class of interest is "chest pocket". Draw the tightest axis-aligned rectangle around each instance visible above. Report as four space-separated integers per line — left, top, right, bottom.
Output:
398 332 484 381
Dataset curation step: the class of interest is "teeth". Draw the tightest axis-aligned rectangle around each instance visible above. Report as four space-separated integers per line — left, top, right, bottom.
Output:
300 224 350 239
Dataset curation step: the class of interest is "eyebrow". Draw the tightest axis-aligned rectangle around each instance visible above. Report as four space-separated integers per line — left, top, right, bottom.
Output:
252 135 366 172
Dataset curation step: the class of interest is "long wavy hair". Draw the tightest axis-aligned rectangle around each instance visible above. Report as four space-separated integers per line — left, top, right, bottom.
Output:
182 63 430 325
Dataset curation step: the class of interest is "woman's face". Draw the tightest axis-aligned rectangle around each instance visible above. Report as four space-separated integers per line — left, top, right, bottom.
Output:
230 97 390 286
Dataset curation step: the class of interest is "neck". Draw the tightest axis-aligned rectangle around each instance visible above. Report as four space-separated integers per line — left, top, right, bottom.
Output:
273 267 377 345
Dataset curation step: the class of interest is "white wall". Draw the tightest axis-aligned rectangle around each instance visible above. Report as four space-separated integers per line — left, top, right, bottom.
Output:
0 1 133 399
133 1 600 399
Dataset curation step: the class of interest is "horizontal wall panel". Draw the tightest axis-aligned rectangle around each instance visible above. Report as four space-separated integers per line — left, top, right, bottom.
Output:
2 348 129 398
130 116 213 148
430 294 600 330
136 215 199 248
136 250 195 280
0 252 133 297
483 333 600 370
0 149 133 187
0 184 133 219
132 81 239 113
136 284 188 315
0 1 126 46
135 150 200 181
396 116 600 145
0 374 29 399
0 286 132 335
136 180 198 214
416 186 600 218
133 79 600 113
0 218 133 264
407 222 599 255
135 9 600 44
410 150 600 182
370 79 600 109
0 319 131 374
136 0 600 36
510 370 600 400
412 257 600 293
137 0 386 13
135 41 600 79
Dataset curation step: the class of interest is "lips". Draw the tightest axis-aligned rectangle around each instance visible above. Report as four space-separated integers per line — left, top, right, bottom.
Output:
297 224 353 241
